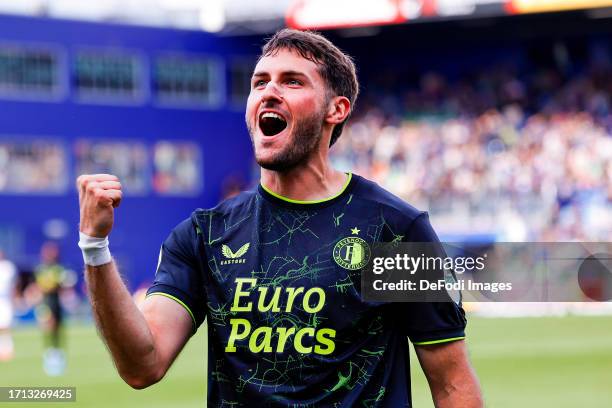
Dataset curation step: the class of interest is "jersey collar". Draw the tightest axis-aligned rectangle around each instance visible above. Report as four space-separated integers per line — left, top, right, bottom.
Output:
258 172 355 209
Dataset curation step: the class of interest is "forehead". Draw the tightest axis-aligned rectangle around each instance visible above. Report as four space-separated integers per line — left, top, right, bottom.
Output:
253 49 322 80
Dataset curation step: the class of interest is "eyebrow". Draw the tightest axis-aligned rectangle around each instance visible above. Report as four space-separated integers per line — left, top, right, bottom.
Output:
251 70 309 79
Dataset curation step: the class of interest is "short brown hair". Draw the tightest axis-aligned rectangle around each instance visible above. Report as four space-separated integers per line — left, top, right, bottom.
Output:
259 29 359 147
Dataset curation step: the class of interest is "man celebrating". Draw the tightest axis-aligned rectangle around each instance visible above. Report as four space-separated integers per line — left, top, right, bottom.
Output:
77 29 482 407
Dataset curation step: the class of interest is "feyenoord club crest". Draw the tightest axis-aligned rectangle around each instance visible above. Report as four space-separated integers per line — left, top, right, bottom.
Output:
333 232 371 270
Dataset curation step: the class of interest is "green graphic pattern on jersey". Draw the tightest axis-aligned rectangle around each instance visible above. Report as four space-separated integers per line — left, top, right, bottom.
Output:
147 174 467 407
199 191 403 405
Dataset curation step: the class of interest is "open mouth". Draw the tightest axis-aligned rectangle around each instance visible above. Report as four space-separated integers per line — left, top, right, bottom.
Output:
259 112 288 137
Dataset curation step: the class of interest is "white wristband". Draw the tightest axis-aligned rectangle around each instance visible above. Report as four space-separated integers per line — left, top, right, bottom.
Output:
78 232 112 266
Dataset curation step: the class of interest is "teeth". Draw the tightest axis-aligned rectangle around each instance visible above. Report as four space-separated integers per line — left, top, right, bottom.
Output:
261 112 285 121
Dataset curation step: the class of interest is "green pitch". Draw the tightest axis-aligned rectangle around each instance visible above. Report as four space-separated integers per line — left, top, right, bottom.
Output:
1 315 611 407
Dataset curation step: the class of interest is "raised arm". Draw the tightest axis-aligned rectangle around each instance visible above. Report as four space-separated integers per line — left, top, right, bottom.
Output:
415 339 483 408
77 174 193 389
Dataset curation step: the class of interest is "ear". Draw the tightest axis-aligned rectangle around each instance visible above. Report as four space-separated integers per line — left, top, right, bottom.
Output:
325 96 351 125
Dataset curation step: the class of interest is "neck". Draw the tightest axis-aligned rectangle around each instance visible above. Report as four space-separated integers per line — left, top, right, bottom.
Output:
260 154 348 202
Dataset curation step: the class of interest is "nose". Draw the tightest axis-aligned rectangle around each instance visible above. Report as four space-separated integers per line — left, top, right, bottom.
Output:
260 81 282 103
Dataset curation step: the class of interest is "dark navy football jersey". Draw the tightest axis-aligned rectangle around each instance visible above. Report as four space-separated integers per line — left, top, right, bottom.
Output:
147 173 466 407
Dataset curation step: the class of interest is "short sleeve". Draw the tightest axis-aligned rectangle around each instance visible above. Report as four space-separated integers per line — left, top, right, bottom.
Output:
387 212 467 345
146 216 206 332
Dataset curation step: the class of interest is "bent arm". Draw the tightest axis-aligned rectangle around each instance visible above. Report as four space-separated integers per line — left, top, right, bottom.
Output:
415 340 483 408
85 260 193 389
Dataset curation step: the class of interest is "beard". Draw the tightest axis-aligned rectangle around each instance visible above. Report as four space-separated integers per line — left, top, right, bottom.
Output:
247 109 325 172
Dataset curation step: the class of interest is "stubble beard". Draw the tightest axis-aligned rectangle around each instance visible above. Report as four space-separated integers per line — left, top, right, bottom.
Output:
247 109 325 172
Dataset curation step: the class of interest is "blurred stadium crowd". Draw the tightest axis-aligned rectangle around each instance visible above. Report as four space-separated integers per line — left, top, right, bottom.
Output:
332 51 612 241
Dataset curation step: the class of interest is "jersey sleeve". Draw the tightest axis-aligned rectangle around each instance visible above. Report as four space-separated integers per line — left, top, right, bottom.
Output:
146 216 206 332
389 212 467 345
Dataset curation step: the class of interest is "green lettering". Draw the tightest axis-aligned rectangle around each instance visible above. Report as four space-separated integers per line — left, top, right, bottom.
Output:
294 327 315 354
285 287 304 312
231 278 257 312
225 318 251 352
248 326 273 353
257 286 282 312
276 327 296 353
302 287 325 313
314 328 336 355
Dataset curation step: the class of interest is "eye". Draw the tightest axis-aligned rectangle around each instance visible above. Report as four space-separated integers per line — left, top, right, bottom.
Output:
253 79 267 88
286 79 302 86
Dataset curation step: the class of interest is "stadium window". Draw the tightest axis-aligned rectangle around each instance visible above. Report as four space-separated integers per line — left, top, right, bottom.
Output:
0 139 68 194
152 141 202 196
229 58 255 108
0 44 65 101
74 140 149 194
153 53 224 108
73 49 146 104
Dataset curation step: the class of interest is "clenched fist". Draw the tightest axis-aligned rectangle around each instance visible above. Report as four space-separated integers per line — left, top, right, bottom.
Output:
77 174 123 238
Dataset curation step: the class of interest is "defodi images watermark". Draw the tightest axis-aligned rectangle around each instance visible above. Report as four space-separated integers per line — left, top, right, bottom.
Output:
361 242 612 303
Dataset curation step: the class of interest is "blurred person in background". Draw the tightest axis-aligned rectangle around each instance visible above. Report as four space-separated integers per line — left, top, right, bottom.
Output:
27 241 76 376
0 249 17 362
